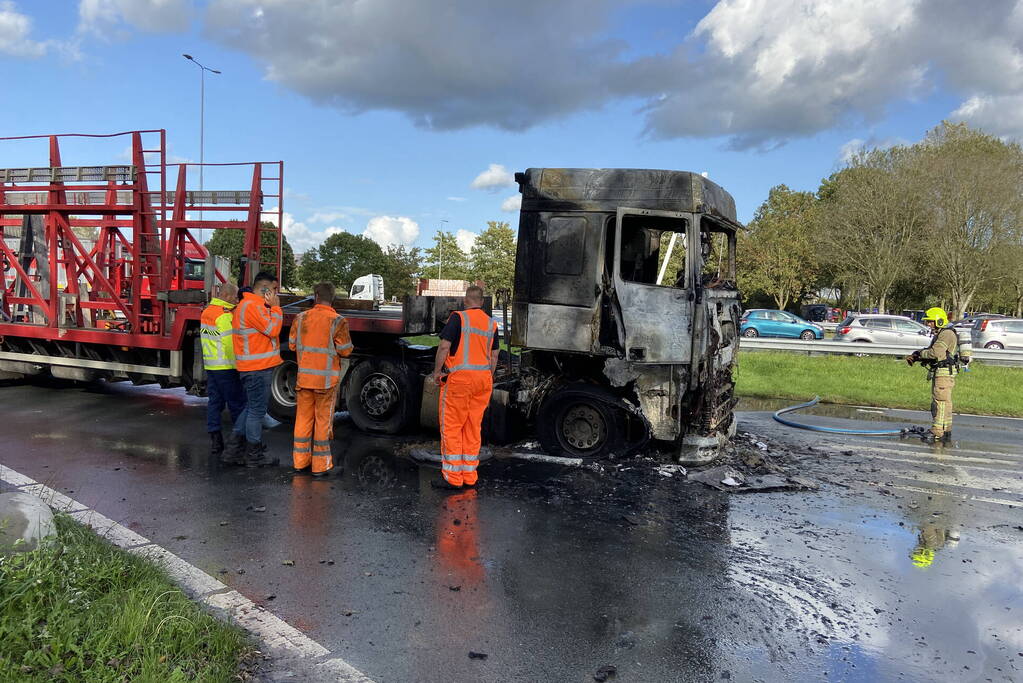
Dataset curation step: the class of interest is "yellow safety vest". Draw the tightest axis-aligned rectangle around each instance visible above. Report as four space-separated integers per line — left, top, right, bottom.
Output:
201 298 237 370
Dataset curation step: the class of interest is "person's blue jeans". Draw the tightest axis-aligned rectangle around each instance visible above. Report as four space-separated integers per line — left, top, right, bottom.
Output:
207 369 246 433
234 367 274 445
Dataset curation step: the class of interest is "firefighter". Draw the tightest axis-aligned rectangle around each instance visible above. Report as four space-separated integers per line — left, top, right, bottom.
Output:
288 282 353 476
906 307 960 444
226 271 283 467
428 285 499 490
200 281 247 464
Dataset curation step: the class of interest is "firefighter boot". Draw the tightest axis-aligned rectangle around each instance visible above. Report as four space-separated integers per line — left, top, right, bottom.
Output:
209 431 225 457
921 433 941 445
245 441 280 468
220 432 246 466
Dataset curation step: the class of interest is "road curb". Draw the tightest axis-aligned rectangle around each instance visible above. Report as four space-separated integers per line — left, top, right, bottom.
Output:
0 463 374 683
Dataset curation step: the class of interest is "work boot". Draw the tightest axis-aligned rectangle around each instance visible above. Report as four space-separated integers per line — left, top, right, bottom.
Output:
941 431 952 444
209 431 225 457
431 476 462 491
312 466 333 478
920 433 941 445
245 441 279 468
220 432 246 466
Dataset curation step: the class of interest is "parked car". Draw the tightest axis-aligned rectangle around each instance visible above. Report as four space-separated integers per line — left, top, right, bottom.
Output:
951 313 1006 330
834 314 931 347
740 309 824 340
971 317 1023 349
800 304 844 323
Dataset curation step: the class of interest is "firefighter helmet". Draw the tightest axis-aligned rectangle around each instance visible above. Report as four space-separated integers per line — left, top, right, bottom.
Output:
910 546 935 568
922 307 949 328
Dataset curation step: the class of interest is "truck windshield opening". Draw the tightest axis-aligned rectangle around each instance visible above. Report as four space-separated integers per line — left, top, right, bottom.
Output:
619 214 687 289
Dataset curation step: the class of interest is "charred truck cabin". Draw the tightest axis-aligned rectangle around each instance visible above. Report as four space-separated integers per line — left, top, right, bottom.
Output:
505 168 741 464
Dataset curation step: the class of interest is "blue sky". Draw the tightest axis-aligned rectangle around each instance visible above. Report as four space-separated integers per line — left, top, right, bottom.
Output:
3 1 1021 254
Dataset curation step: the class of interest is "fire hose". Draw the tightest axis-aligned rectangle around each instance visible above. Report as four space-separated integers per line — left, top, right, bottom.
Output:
773 396 929 437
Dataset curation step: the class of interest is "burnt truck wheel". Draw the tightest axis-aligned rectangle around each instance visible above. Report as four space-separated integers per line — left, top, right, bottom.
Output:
268 359 298 422
345 358 421 435
536 384 627 460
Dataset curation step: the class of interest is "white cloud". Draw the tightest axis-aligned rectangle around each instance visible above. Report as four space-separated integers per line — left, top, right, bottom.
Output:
500 194 522 213
263 208 342 253
951 94 1023 140
471 163 515 192
308 211 348 224
446 196 466 202
78 0 191 35
455 229 477 253
363 215 419 248
838 135 910 164
0 1 48 57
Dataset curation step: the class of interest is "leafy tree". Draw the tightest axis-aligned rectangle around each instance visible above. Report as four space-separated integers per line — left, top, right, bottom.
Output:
298 232 385 293
380 244 423 300
422 230 471 281
916 122 1023 318
205 222 297 288
737 185 820 311
470 221 517 292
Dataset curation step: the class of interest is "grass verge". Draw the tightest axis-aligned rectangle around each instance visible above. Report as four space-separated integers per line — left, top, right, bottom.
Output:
0 514 254 682
735 351 1023 418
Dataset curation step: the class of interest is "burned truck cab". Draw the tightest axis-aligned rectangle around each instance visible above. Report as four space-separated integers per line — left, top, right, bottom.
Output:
509 168 741 464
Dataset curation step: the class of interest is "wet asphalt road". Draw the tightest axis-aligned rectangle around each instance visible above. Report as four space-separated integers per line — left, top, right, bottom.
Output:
2 379 1022 683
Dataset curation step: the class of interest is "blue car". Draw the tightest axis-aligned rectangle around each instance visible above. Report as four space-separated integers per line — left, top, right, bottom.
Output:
741 309 824 340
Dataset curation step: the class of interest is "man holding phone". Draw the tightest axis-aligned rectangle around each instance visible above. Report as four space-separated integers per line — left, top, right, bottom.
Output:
225 271 284 467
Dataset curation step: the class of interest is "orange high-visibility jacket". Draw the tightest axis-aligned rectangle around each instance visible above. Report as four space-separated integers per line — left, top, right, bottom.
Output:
288 303 354 389
444 308 498 375
232 291 284 372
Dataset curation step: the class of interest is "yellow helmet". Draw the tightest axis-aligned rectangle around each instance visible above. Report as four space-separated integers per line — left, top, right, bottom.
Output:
910 547 935 568
922 307 948 328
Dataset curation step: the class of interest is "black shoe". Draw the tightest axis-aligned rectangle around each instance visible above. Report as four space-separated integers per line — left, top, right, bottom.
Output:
463 480 478 488
312 466 334 478
292 465 310 474
431 477 462 491
220 432 246 465
941 432 952 444
210 431 225 457
245 441 279 468
921 433 940 445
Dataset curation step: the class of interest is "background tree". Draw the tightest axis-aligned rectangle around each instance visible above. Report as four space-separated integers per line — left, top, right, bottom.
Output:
380 244 423 299
916 122 1023 318
816 146 926 313
205 222 297 288
470 221 517 292
737 185 820 310
422 230 471 281
298 232 385 292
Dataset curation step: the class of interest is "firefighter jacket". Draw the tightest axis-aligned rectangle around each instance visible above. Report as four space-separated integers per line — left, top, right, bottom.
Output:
288 303 354 389
443 308 498 376
200 298 237 370
232 291 284 372
918 327 960 379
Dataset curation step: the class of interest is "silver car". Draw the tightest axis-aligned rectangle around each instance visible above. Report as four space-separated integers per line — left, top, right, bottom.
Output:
971 317 1023 350
834 314 931 347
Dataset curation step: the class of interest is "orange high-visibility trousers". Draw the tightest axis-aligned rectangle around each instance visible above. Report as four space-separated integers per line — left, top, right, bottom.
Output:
293 386 337 473
439 371 492 486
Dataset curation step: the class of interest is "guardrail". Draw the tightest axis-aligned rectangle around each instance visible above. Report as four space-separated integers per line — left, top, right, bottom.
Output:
738 337 1023 367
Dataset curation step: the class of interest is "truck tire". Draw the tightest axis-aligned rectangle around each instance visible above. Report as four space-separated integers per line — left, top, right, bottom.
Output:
345 358 421 435
536 384 627 460
268 359 298 422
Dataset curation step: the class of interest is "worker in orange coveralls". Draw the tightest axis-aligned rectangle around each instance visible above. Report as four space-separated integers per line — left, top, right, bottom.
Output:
288 282 353 477
428 285 499 490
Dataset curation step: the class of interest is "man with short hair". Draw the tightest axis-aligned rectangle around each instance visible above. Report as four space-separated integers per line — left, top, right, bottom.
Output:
227 271 283 467
428 285 499 490
288 282 353 476
200 281 246 463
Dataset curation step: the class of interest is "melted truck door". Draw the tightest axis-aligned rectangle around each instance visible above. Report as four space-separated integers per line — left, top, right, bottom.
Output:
612 208 694 363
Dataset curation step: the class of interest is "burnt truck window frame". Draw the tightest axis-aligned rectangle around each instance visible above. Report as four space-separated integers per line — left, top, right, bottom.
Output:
613 208 689 290
544 215 587 276
700 215 737 281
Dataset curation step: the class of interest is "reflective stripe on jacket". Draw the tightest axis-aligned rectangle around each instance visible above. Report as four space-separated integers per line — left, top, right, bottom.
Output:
919 327 959 379
232 291 284 372
288 303 354 389
200 298 237 370
443 308 498 375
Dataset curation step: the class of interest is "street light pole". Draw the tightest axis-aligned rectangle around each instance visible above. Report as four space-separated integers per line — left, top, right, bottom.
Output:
182 54 221 244
438 219 448 279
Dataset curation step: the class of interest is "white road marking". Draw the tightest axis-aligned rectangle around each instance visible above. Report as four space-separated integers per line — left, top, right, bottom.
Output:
868 481 1021 509
0 463 375 683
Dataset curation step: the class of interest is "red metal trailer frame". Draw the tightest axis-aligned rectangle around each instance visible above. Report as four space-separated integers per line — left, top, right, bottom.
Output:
0 130 283 352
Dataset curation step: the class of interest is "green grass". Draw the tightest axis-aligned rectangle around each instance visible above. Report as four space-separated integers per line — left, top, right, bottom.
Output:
735 351 1023 417
0 515 253 682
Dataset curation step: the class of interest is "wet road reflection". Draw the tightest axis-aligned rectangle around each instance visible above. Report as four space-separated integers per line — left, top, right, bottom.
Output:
2 378 1023 681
